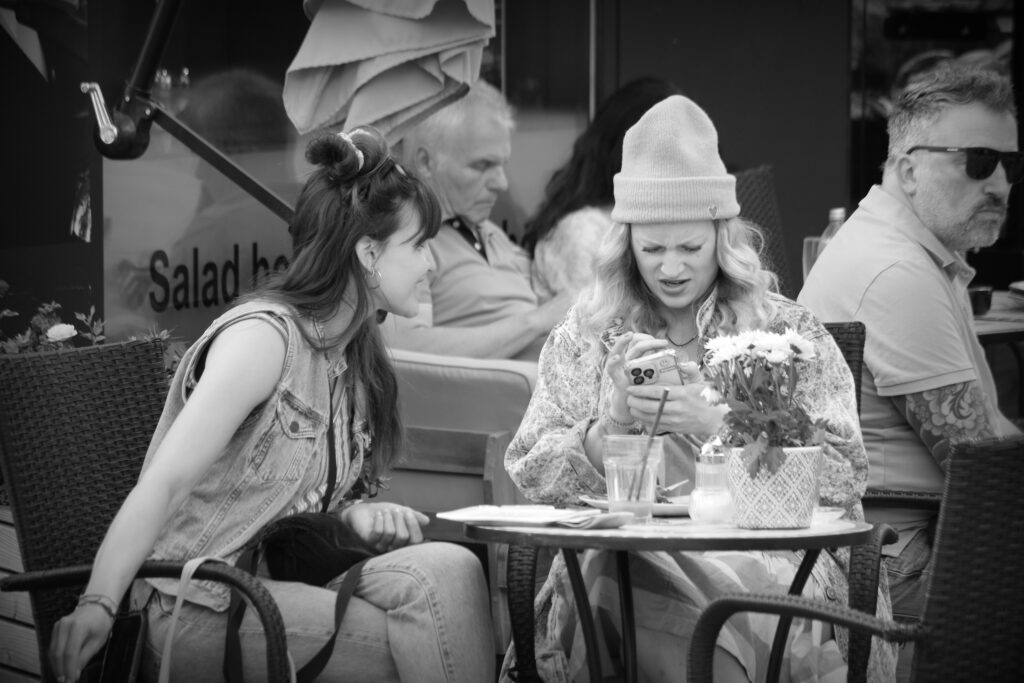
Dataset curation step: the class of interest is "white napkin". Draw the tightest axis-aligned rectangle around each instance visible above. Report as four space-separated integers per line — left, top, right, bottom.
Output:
553 511 635 529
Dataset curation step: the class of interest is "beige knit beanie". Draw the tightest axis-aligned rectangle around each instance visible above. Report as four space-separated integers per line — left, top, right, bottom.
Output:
612 95 739 224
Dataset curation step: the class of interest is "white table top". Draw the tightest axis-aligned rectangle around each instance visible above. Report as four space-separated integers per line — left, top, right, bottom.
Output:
464 515 873 552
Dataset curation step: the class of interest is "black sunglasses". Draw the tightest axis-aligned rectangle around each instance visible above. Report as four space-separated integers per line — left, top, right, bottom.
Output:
907 146 1024 184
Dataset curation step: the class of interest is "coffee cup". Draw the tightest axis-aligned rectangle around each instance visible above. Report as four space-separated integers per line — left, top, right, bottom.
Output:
968 285 993 316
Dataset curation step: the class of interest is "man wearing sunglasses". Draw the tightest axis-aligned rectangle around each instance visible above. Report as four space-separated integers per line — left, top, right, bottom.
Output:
800 62 1020 678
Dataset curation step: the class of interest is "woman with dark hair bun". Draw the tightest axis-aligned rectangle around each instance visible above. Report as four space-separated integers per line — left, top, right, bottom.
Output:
524 77 681 302
50 128 495 683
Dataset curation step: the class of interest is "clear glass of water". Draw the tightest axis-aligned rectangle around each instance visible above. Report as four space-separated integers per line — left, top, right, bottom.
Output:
802 236 824 282
603 435 664 523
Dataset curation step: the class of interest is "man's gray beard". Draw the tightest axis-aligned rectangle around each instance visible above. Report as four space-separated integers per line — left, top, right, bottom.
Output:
956 213 1006 253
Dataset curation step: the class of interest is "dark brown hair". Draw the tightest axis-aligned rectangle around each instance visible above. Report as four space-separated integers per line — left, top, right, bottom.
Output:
249 127 440 478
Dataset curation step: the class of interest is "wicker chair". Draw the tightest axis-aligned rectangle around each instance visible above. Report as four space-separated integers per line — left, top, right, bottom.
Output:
0 341 290 682
735 164 796 298
504 321 895 683
822 322 865 417
688 435 1024 682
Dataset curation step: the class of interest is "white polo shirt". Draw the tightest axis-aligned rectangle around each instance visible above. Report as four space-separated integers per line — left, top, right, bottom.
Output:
426 219 538 327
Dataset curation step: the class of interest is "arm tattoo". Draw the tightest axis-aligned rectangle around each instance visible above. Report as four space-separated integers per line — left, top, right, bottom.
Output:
890 381 998 470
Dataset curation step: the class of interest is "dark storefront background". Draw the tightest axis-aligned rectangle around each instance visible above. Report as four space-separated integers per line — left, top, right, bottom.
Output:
2 0 1020 345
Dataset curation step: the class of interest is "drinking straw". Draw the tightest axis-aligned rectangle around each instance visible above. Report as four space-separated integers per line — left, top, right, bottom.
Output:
630 388 669 501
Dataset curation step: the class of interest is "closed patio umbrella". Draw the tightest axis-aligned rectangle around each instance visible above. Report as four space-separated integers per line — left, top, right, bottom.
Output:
284 0 494 139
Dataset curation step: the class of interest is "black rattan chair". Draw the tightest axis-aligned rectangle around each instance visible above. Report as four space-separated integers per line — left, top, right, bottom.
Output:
504 321 894 683
0 341 290 682
822 322 865 417
688 435 1024 682
820 320 899 680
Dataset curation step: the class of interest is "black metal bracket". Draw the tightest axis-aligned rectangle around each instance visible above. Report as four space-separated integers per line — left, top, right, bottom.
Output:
81 0 294 223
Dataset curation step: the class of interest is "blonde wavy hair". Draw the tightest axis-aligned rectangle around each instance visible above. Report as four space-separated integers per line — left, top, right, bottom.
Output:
577 217 779 353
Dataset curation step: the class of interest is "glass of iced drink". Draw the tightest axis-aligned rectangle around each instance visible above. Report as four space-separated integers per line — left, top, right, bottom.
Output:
603 435 664 523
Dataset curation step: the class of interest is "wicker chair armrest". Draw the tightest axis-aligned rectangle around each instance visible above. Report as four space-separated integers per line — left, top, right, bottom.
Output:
863 487 942 510
506 544 543 683
686 592 924 683
1 560 290 683
846 523 897 682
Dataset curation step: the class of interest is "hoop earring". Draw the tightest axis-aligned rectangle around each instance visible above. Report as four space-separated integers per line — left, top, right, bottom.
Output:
365 267 382 289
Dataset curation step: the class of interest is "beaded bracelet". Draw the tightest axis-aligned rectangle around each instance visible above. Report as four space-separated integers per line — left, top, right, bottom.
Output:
602 411 637 431
77 594 118 620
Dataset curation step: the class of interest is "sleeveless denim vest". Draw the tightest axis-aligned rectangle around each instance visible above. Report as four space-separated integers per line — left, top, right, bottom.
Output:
143 300 370 610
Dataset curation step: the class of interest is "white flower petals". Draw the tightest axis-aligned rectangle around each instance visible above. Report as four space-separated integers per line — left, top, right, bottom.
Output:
45 323 77 342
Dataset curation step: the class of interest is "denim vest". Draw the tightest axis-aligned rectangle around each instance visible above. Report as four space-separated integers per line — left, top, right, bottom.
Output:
143 300 370 610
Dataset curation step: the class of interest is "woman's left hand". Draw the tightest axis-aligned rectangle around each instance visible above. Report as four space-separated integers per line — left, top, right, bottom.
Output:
625 379 725 436
341 503 429 553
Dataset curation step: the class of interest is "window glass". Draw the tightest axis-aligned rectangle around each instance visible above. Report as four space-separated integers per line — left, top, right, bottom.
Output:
493 0 590 242
850 0 1015 202
103 0 592 343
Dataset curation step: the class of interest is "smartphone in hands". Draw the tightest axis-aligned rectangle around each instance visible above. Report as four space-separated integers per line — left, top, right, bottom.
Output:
623 349 685 385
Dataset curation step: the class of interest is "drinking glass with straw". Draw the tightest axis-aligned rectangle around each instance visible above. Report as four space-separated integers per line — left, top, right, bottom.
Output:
628 388 669 501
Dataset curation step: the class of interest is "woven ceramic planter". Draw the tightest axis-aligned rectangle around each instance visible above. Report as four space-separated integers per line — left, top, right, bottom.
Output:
727 446 822 529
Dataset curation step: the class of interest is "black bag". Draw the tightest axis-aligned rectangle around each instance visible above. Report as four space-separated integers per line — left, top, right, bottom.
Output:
255 512 374 586
79 609 147 683
225 512 375 683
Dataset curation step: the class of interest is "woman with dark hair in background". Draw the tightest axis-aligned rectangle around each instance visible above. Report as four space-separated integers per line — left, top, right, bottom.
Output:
523 77 681 302
50 128 495 683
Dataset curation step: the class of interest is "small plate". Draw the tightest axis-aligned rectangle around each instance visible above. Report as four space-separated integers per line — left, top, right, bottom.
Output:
579 495 690 517
1008 283 1024 306
437 505 597 527
812 506 846 524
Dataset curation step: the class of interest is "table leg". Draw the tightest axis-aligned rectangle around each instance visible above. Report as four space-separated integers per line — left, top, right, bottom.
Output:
562 549 603 683
766 548 821 683
616 550 638 683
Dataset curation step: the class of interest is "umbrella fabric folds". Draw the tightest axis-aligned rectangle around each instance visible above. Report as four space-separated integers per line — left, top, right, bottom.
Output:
285 0 494 139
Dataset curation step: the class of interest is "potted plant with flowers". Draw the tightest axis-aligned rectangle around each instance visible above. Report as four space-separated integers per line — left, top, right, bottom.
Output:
702 329 828 528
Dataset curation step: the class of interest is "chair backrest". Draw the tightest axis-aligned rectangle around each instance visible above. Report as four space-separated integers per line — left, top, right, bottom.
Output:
911 436 1024 680
0 340 167 662
383 348 537 510
391 348 537 434
822 321 866 416
735 164 796 298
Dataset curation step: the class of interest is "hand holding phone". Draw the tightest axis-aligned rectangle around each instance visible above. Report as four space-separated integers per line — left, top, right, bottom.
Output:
623 349 685 385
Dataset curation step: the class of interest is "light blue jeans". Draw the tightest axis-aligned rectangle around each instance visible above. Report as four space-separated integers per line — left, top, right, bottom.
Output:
133 542 494 682
884 522 935 683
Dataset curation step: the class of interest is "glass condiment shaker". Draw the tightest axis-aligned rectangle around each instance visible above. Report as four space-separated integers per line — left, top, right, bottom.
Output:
689 444 734 525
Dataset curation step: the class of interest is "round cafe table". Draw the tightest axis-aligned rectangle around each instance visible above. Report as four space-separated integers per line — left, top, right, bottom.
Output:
466 517 873 683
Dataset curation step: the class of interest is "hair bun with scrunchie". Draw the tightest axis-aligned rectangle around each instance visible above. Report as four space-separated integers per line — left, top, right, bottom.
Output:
306 127 389 186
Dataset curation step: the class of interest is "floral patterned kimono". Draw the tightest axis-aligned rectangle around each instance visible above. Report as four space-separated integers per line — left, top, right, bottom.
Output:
501 288 897 682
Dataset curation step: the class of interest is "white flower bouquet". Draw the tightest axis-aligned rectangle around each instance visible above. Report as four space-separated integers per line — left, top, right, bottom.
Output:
703 329 827 476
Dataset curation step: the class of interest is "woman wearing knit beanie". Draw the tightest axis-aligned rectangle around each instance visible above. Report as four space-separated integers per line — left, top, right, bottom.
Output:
502 96 897 682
